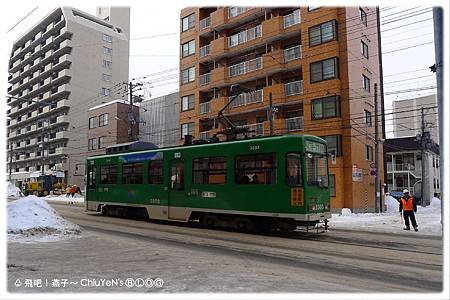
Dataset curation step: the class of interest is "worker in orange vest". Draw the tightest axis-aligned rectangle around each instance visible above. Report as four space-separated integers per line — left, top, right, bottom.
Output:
399 189 418 231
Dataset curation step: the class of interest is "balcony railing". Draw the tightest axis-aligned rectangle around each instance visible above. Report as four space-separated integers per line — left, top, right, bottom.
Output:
200 131 210 140
229 57 262 77
284 45 302 62
199 72 211 86
228 25 262 48
200 101 211 114
283 9 301 28
386 163 416 172
200 16 211 30
228 7 252 18
285 80 303 96
285 117 304 131
229 89 263 108
200 44 211 57
238 123 264 136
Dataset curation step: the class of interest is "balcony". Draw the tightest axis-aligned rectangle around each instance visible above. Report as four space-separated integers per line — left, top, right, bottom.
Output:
284 45 302 62
229 89 263 108
238 123 264 137
199 16 211 31
283 9 301 28
285 117 304 132
285 80 304 96
199 44 211 58
228 7 252 18
229 57 262 77
199 72 211 86
228 25 262 48
211 7 264 30
199 101 211 114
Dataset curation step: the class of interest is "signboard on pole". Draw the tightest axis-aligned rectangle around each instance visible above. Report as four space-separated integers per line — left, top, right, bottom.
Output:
352 164 363 182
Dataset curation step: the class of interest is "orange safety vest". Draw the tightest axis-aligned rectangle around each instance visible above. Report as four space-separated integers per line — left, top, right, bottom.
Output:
401 197 414 211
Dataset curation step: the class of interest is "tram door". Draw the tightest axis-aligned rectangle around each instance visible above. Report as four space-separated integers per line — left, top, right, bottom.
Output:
168 160 188 220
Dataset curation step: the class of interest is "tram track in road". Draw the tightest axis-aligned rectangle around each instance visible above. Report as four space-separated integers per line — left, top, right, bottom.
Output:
52 204 443 292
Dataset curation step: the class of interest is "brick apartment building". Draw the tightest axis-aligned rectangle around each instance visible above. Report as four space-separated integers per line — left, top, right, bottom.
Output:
87 99 139 156
179 6 385 212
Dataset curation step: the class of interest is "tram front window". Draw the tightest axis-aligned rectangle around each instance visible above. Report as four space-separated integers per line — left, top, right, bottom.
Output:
305 153 328 188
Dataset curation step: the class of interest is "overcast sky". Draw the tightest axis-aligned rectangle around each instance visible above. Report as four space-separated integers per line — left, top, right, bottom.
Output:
1 2 441 139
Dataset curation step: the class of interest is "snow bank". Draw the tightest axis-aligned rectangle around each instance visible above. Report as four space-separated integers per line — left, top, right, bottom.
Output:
385 196 399 213
330 197 442 236
7 196 81 242
45 194 84 203
7 182 22 197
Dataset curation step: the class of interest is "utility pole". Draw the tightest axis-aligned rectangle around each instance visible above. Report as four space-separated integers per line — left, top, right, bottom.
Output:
420 107 429 207
127 81 143 142
9 142 12 182
432 7 443 225
267 92 274 135
374 83 380 213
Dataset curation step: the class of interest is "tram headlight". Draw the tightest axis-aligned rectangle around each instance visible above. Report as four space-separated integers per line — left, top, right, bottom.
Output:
324 203 330 210
308 204 317 211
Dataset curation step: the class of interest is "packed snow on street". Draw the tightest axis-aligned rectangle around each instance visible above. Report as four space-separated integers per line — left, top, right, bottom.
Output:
329 196 442 236
7 196 81 242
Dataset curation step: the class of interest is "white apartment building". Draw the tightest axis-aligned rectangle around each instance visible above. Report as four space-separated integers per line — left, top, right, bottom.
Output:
140 92 180 148
384 137 440 205
7 7 130 188
392 94 439 143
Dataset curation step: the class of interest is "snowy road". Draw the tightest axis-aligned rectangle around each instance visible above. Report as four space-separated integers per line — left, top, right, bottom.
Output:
8 202 443 293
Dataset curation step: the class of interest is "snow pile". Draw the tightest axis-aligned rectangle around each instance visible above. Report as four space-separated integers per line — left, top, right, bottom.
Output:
340 208 352 216
45 194 85 203
330 197 442 236
7 182 22 197
7 196 81 242
385 196 399 213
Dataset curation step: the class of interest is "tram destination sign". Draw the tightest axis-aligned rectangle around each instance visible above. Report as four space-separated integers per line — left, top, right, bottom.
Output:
305 140 326 154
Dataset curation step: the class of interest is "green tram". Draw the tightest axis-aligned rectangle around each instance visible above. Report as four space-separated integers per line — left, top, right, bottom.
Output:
86 135 331 232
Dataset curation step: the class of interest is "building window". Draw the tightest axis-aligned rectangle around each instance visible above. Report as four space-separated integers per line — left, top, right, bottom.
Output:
122 163 144 184
98 136 106 149
310 57 339 83
309 20 337 47
312 96 340 119
364 110 372 126
361 40 369 58
193 157 227 184
181 122 195 138
181 94 195 111
89 117 97 129
149 159 164 184
181 66 195 84
102 60 112 69
363 75 371 91
102 33 112 43
181 40 195 57
101 87 111 96
235 153 277 184
321 135 342 156
359 8 368 26
88 138 97 150
181 13 195 32
102 74 112 81
365 145 374 161
103 46 112 54
100 164 117 184
99 113 109 126
286 153 302 186
329 174 336 196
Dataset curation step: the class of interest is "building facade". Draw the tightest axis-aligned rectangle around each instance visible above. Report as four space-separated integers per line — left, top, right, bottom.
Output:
179 6 384 212
140 92 180 148
6 7 130 188
87 99 139 156
384 137 440 203
392 94 439 143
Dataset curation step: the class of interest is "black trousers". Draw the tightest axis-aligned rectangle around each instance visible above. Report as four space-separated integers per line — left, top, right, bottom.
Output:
403 211 418 228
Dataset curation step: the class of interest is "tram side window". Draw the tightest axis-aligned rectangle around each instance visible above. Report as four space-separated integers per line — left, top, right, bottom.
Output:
149 159 164 184
88 165 97 188
286 153 302 186
100 165 117 184
122 163 144 184
235 153 277 184
193 156 227 184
